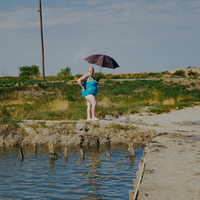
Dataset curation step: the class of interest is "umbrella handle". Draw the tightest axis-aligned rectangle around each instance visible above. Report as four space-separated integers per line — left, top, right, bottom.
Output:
100 66 102 74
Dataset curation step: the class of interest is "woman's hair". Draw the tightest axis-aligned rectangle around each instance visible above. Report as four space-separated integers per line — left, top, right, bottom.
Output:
87 67 94 72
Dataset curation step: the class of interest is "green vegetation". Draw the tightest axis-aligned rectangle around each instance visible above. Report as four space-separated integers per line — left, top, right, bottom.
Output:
18 65 40 77
172 70 186 77
106 123 138 131
0 69 200 124
57 66 71 77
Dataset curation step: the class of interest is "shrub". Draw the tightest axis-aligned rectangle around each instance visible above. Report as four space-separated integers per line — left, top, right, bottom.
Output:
57 66 71 77
188 71 198 77
172 70 185 77
18 65 40 77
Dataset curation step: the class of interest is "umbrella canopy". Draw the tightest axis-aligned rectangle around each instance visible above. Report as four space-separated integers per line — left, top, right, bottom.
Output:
84 54 120 70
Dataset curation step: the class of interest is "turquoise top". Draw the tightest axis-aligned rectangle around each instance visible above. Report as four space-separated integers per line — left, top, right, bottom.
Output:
81 76 99 98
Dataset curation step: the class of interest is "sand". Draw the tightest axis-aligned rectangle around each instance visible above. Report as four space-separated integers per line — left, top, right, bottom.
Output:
134 106 200 200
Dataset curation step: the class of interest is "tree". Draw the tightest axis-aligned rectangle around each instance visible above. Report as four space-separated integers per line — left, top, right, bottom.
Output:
18 65 40 77
57 65 71 77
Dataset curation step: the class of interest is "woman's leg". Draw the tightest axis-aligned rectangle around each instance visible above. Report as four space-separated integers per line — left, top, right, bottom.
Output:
87 101 92 120
85 95 99 120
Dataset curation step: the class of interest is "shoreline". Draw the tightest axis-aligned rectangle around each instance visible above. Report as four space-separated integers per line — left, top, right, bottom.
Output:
1 106 200 147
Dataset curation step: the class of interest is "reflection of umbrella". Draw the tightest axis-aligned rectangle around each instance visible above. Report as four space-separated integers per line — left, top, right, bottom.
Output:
84 54 120 73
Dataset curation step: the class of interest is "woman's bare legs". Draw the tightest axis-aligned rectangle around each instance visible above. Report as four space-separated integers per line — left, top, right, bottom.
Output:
85 95 99 121
87 101 92 121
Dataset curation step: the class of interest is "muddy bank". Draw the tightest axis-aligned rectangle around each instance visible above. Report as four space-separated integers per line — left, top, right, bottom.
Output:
0 120 153 147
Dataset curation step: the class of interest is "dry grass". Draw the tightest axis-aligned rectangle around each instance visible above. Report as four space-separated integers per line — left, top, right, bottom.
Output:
1 100 34 106
49 100 69 111
162 98 175 105
150 89 162 103
98 97 112 108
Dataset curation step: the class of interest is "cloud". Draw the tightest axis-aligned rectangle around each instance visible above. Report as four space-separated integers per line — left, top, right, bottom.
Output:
86 0 103 5
73 48 87 61
0 0 200 76
0 6 39 29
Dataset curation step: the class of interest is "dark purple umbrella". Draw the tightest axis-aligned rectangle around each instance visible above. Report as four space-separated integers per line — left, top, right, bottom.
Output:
84 54 120 72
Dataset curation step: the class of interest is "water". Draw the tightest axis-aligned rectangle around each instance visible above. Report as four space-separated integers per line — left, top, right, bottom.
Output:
0 144 144 200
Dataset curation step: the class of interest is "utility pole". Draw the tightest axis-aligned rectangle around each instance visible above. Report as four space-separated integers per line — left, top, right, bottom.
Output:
39 0 45 80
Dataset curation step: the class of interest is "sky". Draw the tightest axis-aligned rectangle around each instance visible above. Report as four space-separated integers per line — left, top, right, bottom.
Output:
0 0 200 76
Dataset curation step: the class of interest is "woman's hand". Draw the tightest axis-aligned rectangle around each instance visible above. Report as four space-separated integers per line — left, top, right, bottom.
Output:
82 87 86 91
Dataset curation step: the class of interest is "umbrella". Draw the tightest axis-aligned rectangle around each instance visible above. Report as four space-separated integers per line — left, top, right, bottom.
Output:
84 54 120 73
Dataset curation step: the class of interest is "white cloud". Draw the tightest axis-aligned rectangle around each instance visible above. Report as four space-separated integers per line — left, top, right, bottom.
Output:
0 0 200 76
0 8 40 30
73 48 87 61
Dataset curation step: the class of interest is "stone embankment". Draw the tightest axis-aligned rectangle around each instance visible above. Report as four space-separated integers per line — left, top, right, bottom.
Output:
1 106 200 148
0 115 154 147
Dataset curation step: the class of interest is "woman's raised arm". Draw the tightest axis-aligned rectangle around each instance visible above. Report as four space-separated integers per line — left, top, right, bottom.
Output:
77 74 88 89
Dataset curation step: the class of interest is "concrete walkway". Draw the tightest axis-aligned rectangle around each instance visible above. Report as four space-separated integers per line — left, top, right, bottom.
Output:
137 134 200 200
135 106 200 200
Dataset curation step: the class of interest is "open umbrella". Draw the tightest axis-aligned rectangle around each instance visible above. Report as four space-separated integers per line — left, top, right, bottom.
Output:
84 54 120 73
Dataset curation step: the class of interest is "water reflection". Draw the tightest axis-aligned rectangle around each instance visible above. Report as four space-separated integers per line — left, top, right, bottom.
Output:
0 144 144 200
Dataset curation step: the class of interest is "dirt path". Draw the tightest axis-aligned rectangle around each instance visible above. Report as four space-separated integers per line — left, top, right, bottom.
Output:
135 106 200 200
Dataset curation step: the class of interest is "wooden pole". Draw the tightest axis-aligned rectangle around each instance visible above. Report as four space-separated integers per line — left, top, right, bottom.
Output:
64 147 68 159
80 149 84 159
19 148 24 160
34 145 37 155
39 0 45 80
128 142 135 157
49 143 55 159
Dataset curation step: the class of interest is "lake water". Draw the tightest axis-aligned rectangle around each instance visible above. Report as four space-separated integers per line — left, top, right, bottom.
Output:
0 144 144 200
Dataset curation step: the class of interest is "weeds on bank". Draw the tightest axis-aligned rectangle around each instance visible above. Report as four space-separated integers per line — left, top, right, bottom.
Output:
0 116 21 128
106 123 138 131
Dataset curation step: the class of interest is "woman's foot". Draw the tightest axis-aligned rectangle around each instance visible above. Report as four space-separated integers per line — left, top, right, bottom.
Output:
87 118 92 121
91 117 99 121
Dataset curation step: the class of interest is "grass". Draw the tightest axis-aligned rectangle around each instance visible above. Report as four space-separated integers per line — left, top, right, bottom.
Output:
0 76 200 123
106 123 138 131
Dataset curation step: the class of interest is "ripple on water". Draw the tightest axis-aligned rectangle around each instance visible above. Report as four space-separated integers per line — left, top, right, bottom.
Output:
0 144 144 200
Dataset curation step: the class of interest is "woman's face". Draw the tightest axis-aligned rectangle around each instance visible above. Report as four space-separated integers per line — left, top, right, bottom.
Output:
88 68 94 76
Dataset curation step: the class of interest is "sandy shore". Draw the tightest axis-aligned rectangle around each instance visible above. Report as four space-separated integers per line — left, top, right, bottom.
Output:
133 106 200 200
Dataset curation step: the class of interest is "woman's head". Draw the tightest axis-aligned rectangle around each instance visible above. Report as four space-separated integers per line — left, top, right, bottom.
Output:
87 67 94 76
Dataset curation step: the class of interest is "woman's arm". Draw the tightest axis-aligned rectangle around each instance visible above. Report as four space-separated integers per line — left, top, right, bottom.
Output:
77 74 88 90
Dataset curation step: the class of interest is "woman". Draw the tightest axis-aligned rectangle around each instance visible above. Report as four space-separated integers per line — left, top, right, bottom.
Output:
78 67 100 121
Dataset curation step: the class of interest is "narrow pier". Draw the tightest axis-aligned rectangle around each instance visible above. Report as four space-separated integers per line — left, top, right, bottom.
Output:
135 134 200 200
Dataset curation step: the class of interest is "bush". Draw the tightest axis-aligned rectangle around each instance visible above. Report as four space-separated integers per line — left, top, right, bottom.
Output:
18 65 40 77
57 66 71 77
188 71 198 77
172 70 185 77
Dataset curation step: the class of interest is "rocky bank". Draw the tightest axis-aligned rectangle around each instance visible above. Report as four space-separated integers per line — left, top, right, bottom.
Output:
1 106 200 148
0 116 153 147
